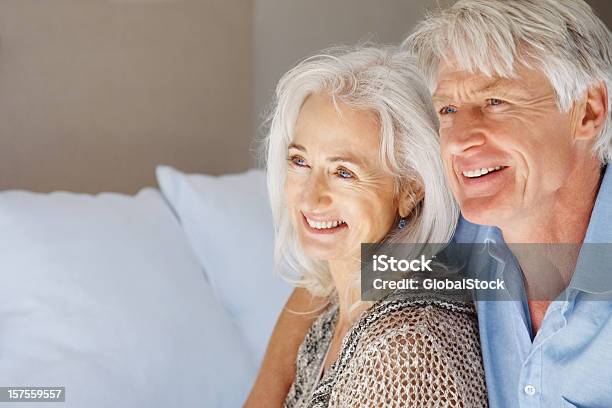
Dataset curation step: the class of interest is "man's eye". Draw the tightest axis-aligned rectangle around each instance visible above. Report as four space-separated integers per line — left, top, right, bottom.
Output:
488 98 505 106
439 106 457 115
337 168 355 179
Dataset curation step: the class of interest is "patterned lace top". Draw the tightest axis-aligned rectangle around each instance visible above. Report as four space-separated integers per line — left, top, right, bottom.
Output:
283 292 488 408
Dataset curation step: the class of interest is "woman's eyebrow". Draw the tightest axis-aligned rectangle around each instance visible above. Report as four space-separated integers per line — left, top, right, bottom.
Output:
288 143 366 168
327 154 364 168
287 143 306 152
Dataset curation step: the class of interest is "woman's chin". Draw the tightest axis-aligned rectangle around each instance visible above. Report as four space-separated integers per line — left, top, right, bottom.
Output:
295 225 357 261
301 247 341 261
300 244 356 262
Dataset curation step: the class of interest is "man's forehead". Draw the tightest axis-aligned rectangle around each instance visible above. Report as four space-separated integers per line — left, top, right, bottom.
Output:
433 60 544 99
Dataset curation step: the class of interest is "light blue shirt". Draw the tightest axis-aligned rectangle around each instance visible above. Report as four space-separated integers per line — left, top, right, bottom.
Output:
454 165 612 408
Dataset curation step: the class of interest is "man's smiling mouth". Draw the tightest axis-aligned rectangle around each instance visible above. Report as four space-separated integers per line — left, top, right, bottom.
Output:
456 164 510 198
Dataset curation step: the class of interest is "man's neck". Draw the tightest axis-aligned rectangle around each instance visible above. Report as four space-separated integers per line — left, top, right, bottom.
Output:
501 162 602 245
499 161 604 336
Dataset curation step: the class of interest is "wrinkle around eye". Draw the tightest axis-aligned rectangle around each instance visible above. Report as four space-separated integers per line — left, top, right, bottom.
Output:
337 171 395 195
286 161 310 176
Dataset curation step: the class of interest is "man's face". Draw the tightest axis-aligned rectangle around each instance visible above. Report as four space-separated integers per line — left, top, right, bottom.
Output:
433 61 585 227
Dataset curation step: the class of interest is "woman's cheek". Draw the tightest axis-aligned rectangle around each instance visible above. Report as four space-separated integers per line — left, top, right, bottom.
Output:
284 173 302 205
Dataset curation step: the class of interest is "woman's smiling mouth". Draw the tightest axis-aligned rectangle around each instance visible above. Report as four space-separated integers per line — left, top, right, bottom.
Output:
301 213 348 235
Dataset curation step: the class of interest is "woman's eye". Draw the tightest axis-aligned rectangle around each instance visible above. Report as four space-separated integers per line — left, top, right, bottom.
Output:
439 106 457 115
288 155 308 167
337 168 355 179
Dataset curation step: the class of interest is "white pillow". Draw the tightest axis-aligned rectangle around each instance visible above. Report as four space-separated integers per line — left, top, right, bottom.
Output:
156 166 292 361
0 188 256 408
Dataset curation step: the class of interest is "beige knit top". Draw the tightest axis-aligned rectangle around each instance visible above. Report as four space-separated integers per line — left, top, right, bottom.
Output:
284 292 488 408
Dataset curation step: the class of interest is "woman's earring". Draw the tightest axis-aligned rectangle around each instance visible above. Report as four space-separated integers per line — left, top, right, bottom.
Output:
398 218 407 230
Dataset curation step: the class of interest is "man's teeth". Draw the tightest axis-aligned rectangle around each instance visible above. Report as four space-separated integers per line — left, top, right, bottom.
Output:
306 218 346 229
462 166 503 178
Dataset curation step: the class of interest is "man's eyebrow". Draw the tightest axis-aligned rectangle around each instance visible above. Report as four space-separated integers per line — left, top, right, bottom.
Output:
473 79 513 96
432 94 453 105
432 79 522 104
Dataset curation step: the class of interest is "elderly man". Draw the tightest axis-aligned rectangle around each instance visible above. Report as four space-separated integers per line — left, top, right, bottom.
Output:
245 0 611 406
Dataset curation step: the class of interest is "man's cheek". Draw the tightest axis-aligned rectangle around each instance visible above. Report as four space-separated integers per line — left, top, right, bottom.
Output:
439 152 455 183
438 115 454 131
439 130 454 156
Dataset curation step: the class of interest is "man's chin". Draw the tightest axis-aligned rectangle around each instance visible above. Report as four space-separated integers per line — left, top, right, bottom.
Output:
459 196 513 227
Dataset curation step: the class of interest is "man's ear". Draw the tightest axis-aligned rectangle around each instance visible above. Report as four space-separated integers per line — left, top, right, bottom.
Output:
398 180 425 218
574 82 608 141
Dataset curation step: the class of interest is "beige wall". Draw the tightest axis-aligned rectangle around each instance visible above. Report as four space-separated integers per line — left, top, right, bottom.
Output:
0 0 252 193
252 0 436 142
0 0 609 193
589 0 612 27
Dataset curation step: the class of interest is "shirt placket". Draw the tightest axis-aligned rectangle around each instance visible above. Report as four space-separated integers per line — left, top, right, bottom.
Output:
518 300 568 407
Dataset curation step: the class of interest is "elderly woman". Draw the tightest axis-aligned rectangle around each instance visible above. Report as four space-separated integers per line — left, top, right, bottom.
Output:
253 46 487 407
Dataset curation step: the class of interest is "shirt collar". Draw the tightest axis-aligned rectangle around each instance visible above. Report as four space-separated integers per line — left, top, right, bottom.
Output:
568 165 612 294
453 216 502 244
582 164 612 244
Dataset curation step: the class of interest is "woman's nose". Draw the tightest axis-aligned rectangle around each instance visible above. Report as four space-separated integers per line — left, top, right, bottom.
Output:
301 171 332 210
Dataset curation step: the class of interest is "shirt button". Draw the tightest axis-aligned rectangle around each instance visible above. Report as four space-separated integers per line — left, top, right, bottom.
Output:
524 385 537 396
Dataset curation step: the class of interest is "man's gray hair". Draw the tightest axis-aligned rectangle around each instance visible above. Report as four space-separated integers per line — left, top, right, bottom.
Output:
264 46 458 298
403 0 612 163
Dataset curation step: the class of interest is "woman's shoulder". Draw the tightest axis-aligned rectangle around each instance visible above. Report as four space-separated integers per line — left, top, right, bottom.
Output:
354 295 483 373
314 295 487 408
359 293 478 342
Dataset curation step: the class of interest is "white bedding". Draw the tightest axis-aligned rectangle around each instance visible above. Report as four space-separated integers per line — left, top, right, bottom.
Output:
0 188 257 407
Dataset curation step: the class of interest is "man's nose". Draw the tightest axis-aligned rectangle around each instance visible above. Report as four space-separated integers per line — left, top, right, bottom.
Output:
443 107 488 154
301 171 332 210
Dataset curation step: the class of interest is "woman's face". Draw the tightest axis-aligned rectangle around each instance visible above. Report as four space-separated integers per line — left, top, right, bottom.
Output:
284 92 399 262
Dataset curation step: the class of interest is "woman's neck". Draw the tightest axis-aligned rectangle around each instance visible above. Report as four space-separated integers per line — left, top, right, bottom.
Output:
321 258 370 374
327 258 367 327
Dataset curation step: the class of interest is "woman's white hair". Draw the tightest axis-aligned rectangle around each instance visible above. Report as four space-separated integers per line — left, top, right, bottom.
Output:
403 0 612 164
264 45 459 298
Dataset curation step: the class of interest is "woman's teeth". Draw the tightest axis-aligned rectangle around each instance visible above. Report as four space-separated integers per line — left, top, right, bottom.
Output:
306 218 346 229
462 166 503 178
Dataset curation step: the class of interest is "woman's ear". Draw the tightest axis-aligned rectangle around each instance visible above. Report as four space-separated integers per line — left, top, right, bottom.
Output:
398 179 424 218
574 82 608 141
